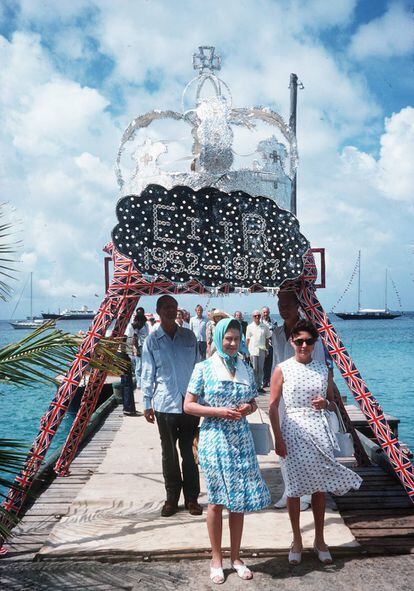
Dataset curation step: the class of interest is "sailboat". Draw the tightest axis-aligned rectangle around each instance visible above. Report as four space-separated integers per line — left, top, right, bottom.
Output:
10 273 47 329
335 252 402 320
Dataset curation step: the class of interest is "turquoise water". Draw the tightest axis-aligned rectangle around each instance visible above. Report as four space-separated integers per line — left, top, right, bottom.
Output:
331 313 414 450
0 313 413 486
0 319 93 488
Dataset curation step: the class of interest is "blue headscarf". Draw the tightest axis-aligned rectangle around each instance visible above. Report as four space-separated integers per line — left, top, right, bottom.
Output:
213 317 244 373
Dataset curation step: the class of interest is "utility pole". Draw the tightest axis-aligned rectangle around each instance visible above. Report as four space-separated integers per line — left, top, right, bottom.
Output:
289 73 303 216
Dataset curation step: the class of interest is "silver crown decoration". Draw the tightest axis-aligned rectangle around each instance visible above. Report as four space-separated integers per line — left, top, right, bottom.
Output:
115 46 298 211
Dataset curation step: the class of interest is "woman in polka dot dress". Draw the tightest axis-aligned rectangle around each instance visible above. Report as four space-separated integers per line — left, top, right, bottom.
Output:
269 319 362 565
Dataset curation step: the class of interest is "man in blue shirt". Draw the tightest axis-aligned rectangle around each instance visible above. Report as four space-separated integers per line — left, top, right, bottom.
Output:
141 295 201 517
189 304 207 360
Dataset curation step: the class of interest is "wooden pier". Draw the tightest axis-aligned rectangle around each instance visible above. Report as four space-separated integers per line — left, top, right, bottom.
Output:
2 396 122 562
2 392 413 563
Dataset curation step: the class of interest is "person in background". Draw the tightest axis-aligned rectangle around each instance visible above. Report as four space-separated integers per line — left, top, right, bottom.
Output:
272 289 332 511
132 312 149 388
269 319 362 566
234 310 248 336
117 343 137 416
190 304 208 360
206 309 230 358
261 306 276 388
147 314 158 333
246 310 271 393
124 309 149 388
176 308 190 329
141 295 202 517
182 309 191 324
136 306 146 316
184 318 271 584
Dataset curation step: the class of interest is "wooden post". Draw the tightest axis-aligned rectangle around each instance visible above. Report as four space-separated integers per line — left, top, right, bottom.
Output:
289 73 298 216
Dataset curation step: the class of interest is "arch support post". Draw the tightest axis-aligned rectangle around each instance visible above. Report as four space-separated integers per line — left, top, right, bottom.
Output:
54 295 140 476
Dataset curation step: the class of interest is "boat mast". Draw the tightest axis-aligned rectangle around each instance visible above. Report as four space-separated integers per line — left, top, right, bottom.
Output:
30 272 33 320
357 250 361 312
385 268 388 312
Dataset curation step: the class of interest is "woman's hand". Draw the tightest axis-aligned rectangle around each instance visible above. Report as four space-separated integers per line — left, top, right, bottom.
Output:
311 396 327 411
237 402 252 416
275 438 287 458
216 407 242 420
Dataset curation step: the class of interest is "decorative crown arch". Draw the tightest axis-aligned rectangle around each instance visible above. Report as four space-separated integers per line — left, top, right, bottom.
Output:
2 45 413 553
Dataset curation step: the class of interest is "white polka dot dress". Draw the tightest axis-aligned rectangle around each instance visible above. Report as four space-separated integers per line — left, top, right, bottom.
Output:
279 357 362 497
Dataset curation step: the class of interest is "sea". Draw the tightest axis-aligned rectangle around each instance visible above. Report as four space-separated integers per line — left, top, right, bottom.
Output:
0 313 413 488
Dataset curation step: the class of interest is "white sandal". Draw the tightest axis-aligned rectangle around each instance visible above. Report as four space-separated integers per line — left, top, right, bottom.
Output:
288 543 302 565
314 544 333 564
210 564 225 584
231 561 253 580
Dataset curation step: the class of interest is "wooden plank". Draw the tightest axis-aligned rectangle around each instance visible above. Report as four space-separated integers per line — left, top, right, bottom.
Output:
345 514 414 533
357 537 414 547
340 490 409 498
342 508 414 518
336 501 413 511
352 529 414 538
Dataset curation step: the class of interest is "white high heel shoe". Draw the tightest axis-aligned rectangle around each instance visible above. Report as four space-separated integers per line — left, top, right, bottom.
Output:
314 543 333 564
288 543 302 565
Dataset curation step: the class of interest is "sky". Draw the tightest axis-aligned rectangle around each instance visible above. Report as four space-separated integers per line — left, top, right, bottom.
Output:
0 0 413 320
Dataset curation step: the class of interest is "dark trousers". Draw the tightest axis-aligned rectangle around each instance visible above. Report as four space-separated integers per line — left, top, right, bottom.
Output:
263 344 273 387
197 341 207 361
121 373 136 414
155 411 200 505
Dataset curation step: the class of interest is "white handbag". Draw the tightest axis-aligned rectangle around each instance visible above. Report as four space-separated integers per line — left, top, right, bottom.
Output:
249 411 274 455
326 404 355 458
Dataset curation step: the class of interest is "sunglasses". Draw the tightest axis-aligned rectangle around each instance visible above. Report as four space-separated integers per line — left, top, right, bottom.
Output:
292 338 316 346
253 314 260 317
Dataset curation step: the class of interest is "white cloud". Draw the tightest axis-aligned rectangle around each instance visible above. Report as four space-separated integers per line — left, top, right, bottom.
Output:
341 107 414 204
11 80 109 156
349 3 414 60
377 107 414 203
37 277 100 299
287 0 357 30
74 152 115 190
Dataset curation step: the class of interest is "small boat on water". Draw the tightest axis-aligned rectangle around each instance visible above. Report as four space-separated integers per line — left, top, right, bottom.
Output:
335 252 402 320
41 305 96 320
10 318 47 329
10 273 48 329
335 308 401 320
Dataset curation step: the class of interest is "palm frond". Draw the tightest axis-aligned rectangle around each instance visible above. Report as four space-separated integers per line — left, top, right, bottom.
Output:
0 202 20 300
0 321 79 385
0 322 128 385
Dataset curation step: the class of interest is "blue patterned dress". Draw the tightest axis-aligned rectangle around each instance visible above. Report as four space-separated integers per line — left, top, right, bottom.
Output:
187 353 271 512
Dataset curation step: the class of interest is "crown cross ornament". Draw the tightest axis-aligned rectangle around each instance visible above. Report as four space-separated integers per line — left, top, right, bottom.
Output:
193 46 221 73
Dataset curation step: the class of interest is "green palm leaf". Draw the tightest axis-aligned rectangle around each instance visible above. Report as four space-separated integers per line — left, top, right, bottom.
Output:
0 321 128 385
0 202 19 301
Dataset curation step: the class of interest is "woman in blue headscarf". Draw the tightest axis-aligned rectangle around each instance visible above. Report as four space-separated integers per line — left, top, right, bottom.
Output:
184 318 271 584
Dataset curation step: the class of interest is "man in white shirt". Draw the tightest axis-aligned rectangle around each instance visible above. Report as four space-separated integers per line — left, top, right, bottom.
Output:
271 290 332 511
124 310 149 387
189 304 207 360
261 306 276 388
246 310 271 393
